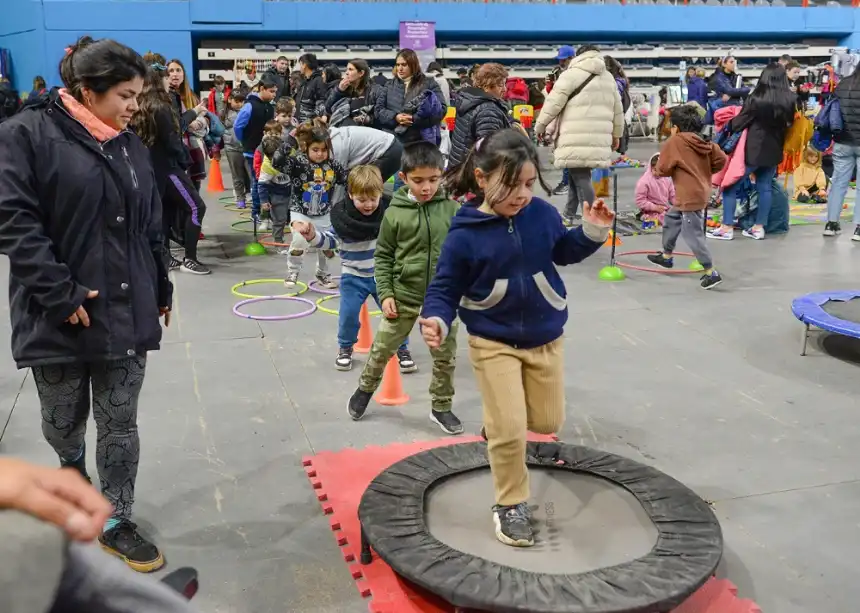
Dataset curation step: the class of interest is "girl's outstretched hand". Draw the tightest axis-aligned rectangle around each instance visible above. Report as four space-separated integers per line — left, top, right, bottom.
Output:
582 200 615 227
418 317 442 349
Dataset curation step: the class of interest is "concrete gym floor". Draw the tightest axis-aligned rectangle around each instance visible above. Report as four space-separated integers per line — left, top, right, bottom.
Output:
1 139 859 613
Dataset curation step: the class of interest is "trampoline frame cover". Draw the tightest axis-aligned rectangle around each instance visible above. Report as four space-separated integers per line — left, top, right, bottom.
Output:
791 290 860 337
358 441 723 613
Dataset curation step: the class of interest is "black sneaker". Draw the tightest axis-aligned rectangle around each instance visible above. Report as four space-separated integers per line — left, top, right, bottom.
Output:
168 255 182 270
397 347 418 373
99 520 165 573
181 259 211 275
492 504 534 547
347 388 372 420
823 221 842 237
552 182 569 196
430 410 464 435
700 270 723 290
335 347 353 371
60 446 91 484
647 252 674 269
853 225 860 242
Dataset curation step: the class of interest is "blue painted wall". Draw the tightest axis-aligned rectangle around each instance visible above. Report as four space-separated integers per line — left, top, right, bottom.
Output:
1 0 859 92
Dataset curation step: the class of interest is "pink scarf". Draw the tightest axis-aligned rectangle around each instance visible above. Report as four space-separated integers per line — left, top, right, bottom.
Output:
58 89 119 143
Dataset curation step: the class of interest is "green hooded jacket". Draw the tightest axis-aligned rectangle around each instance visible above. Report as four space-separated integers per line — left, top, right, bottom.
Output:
375 187 460 307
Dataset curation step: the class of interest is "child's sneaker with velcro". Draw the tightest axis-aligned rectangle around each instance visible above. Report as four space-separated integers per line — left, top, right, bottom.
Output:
492 503 534 547
335 347 353 371
397 347 418 373
647 253 674 269
430 410 464 435
700 270 723 290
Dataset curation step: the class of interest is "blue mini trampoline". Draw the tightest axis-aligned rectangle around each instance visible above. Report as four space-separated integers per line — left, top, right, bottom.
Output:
791 290 860 356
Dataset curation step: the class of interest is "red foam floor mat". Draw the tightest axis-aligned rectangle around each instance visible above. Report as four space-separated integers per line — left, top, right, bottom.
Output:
302 436 762 613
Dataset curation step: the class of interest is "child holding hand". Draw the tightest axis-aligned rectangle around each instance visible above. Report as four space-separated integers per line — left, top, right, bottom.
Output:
417 129 614 548
346 142 463 435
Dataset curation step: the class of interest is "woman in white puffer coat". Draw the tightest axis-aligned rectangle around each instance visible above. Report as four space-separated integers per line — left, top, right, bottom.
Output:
536 45 624 226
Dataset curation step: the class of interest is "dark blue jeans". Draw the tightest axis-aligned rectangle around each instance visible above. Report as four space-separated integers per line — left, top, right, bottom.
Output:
339 274 408 351
243 155 261 216
722 165 776 228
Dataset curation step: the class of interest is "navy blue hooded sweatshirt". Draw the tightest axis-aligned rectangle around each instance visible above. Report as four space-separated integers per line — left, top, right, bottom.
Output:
421 197 607 349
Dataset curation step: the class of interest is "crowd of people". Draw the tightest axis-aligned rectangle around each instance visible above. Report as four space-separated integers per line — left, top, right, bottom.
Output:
1 34 860 611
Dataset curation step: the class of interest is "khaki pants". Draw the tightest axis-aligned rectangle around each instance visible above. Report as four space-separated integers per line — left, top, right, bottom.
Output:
468 335 565 507
358 303 457 412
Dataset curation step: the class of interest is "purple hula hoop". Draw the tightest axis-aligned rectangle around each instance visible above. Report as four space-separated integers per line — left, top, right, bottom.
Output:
308 275 342 296
232 295 317 320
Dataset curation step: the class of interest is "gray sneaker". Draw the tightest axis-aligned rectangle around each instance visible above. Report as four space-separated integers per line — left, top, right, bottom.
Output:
492 503 534 547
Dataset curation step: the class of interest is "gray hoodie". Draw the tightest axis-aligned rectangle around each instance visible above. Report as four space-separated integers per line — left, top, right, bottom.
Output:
329 126 395 170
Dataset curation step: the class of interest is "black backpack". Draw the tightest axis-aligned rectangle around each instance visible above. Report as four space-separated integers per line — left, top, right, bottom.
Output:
0 86 21 123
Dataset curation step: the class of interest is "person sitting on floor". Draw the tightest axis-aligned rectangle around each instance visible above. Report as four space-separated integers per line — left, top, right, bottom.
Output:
634 153 675 226
793 146 828 203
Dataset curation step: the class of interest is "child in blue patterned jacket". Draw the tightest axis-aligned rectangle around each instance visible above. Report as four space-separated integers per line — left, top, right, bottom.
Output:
417 129 614 548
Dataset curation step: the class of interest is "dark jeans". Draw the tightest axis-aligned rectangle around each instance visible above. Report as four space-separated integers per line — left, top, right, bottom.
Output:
243 155 261 216
165 172 206 261
722 165 776 228
338 274 407 352
373 140 404 184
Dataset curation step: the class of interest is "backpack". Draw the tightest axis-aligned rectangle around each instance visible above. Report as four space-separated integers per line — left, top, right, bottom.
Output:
621 87 632 113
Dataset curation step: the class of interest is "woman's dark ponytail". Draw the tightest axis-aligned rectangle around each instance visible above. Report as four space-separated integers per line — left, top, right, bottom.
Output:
58 36 148 103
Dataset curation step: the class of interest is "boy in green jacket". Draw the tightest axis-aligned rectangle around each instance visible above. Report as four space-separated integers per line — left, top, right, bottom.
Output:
346 142 463 434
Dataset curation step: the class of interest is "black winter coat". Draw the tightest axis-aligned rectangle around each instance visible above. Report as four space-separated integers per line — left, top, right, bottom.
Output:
835 78 860 146
730 98 792 168
325 83 380 127
146 105 191 196
0 90 172 368
449 87 512 168
374 75 447 143
262 66 290 101
295 71 327 123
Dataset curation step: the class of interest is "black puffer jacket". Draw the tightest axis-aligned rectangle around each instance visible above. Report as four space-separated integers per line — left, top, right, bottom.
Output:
449 87 512 168
295 70 327 123
0 90 172 368
326 83 380 127
835 77 860 145
374 75 447 143
262 66 290 101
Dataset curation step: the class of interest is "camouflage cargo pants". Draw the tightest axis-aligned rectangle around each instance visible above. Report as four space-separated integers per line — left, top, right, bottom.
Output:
358 303 458 412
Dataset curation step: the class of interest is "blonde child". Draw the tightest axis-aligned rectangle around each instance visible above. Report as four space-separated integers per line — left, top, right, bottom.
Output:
417 129 613 547
793 146 828 204
272 120 347 289
346 142 462 434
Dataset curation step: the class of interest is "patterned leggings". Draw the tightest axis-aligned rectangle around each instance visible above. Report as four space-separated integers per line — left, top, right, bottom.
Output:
31 356 147 521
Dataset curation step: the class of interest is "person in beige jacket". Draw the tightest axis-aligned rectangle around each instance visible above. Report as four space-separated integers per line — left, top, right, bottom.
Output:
536 45 624 226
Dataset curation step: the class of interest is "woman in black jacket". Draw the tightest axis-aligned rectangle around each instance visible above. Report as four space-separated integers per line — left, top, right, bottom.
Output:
0 36 171 572
326 58 379 128
709 63 795 241
449 63 513 168
132 61 210 274
295 53 328 124
374 49 447 145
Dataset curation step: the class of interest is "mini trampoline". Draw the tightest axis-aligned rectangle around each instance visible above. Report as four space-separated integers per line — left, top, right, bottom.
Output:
792 290 860 356
358 441 723 613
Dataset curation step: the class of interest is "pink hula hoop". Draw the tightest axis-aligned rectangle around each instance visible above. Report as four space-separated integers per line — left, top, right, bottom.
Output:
232 295 317 320
308 275 342 295
615 250 702 275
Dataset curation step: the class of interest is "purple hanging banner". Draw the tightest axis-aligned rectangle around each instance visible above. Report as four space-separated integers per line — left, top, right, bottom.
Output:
399 21 436 72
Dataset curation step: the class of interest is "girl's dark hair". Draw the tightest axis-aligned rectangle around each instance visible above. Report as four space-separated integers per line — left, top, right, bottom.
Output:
346 58 371 96
131 66 177 147
667 104 702 133
604 56 627 82
396 49 425 88
576 44 600 56
255 73 279 92
444 129 550 204
747 63 796 125
323 63 341 83
59 36 148 102
298 53 319 71
32 75 46 91
426 61 443 74
229 89 247 103
295 119 332 154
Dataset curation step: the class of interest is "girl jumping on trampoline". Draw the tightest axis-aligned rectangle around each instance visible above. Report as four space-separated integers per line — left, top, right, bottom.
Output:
417 129 613 547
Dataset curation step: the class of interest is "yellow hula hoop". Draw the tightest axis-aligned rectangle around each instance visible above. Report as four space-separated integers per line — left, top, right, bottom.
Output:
315 294 382 317
231 279 309 299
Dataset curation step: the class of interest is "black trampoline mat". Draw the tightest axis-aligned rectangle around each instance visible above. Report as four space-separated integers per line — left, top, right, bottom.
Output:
821 297 860 323
425 467 658 575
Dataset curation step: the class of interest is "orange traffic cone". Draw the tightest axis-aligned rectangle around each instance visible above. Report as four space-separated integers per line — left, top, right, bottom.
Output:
604 229 622 247
374 356 409 406
207 159 225 193
353 303 373 354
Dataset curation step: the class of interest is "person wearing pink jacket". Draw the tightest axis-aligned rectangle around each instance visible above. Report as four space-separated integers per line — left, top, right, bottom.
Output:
635 154 675 225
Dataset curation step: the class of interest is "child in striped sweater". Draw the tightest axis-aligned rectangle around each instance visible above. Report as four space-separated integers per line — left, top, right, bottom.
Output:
292 165 414 372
